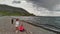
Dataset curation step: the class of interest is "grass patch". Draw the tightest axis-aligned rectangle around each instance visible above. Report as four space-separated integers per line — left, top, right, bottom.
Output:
0 11 35 16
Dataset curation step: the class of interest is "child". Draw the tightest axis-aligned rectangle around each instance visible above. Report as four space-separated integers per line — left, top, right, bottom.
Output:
18 24 25 32
18 23 32 34
15 18 19 33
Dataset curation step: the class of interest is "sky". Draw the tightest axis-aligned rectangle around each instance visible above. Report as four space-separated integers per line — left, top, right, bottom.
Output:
26 0 60 11
26 0 60 16
0 0 60 16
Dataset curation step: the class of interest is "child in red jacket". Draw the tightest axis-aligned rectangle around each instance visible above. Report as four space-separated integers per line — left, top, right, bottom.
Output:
18 24 25 32
18 24 32 34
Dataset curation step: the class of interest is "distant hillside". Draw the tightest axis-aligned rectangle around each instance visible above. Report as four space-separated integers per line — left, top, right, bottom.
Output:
0 4 35 16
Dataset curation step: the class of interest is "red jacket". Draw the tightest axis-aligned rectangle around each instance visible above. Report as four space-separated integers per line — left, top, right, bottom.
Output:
18 25 24 31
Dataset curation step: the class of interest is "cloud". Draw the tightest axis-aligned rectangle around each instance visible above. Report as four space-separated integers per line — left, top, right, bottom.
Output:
26 0 60 11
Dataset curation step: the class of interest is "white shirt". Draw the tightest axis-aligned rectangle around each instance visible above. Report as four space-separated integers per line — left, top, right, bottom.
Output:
15 21 19 27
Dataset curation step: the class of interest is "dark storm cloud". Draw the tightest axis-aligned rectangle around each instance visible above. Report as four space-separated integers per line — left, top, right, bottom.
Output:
26 0 60 11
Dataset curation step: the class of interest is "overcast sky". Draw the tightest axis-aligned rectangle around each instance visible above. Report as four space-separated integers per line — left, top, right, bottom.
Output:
26 0 60 11
0 0 60 16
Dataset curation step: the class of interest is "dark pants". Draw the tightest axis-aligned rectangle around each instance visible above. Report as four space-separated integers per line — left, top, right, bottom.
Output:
19 29 25 32
11 19 13 24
